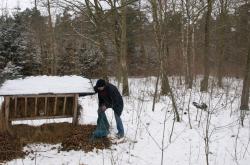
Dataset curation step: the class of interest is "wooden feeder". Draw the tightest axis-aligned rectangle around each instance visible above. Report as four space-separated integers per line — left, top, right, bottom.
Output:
0 76 95 132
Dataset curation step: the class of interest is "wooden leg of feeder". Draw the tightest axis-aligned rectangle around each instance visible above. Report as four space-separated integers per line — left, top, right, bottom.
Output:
25 97 28 116
5 97 10 131
14 97 17 117
35 97 38 116
63 96 67 115
44 97 48 115
72 94 79 125
54 97 57 115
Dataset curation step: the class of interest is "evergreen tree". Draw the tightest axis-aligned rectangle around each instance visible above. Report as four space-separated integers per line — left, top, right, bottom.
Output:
0 9 41 84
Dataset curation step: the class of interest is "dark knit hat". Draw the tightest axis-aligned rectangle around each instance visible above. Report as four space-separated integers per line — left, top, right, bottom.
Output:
96 79 106 87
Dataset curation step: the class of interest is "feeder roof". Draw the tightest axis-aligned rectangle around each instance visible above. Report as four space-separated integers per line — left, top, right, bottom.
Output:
0 76 95 96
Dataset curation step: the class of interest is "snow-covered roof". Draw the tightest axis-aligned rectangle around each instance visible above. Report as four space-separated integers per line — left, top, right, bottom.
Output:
0 76 95 96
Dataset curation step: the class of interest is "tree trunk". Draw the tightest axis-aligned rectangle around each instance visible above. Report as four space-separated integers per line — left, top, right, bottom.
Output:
240 36 250 110
111 0 122 85
201 0 212 92
217 2 227 87
120 0 129 96
161 46 171 94
192 25 197 82
35 0 37 9
47 0 57 75
158 0 170 95
186 23 193 89
182 0 193 89
139 0 146 63
181 9 187 85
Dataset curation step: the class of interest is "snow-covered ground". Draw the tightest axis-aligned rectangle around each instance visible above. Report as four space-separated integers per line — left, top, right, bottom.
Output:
1 76 250 165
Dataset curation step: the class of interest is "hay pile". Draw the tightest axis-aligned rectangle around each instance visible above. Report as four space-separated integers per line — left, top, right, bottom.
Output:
61 125 111 152
0 133 25 162
0 123 111 163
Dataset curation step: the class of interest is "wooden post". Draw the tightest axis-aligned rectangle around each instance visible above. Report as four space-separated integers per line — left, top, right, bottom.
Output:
14 97 17 117
54 97 57 115
5 97 10 131
35 97 38 116
72 94 79 125
44 97 48 116
25 97 28 116
63 96 67 115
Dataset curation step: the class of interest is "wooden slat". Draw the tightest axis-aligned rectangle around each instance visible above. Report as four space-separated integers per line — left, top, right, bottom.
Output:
5 97 10 130
35 97 38 116
63 96 67 115
44 97 48 116
24 97 28 116
53 97 57 115
14 97 17 117
72 94 79 125
10 115 73 121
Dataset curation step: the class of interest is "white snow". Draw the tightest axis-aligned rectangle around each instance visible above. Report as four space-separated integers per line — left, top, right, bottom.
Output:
0 75 94 96
1 76 250 165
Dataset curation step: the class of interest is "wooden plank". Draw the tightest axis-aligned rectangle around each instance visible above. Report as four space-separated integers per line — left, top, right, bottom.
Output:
5 97 10 130
9 94 75 98
63 96 67 115
24 97 28 116
10 115 73 121
72 94 79 125
14 97 17 117
35 97 38 116
53 97 57 115
44 97 48 116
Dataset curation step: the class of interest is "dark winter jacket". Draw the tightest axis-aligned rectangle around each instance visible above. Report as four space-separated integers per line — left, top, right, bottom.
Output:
94 82 124 116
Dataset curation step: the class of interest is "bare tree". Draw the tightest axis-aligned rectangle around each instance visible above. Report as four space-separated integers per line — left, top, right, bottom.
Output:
217 0 229 87
201 0 213 92
150 0 180 121
181 0 194 89
86 0 109 80
40 0 57 75
120 0 129 96
60 0 109 79
240 1 250 126
138 0 146 62
240 26 250 111
181 0 207 88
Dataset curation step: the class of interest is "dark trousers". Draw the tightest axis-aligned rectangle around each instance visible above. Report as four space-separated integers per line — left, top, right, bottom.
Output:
114 112 124 136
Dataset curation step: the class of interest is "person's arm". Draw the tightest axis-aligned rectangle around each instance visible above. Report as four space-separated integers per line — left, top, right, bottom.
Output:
98 94 107 111
94 85 104 107
98 94 104 107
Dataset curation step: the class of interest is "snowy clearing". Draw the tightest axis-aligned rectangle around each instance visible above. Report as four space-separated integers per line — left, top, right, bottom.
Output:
0 76 250 165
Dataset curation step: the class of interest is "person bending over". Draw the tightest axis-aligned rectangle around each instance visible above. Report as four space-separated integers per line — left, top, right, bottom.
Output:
93 79 124 138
